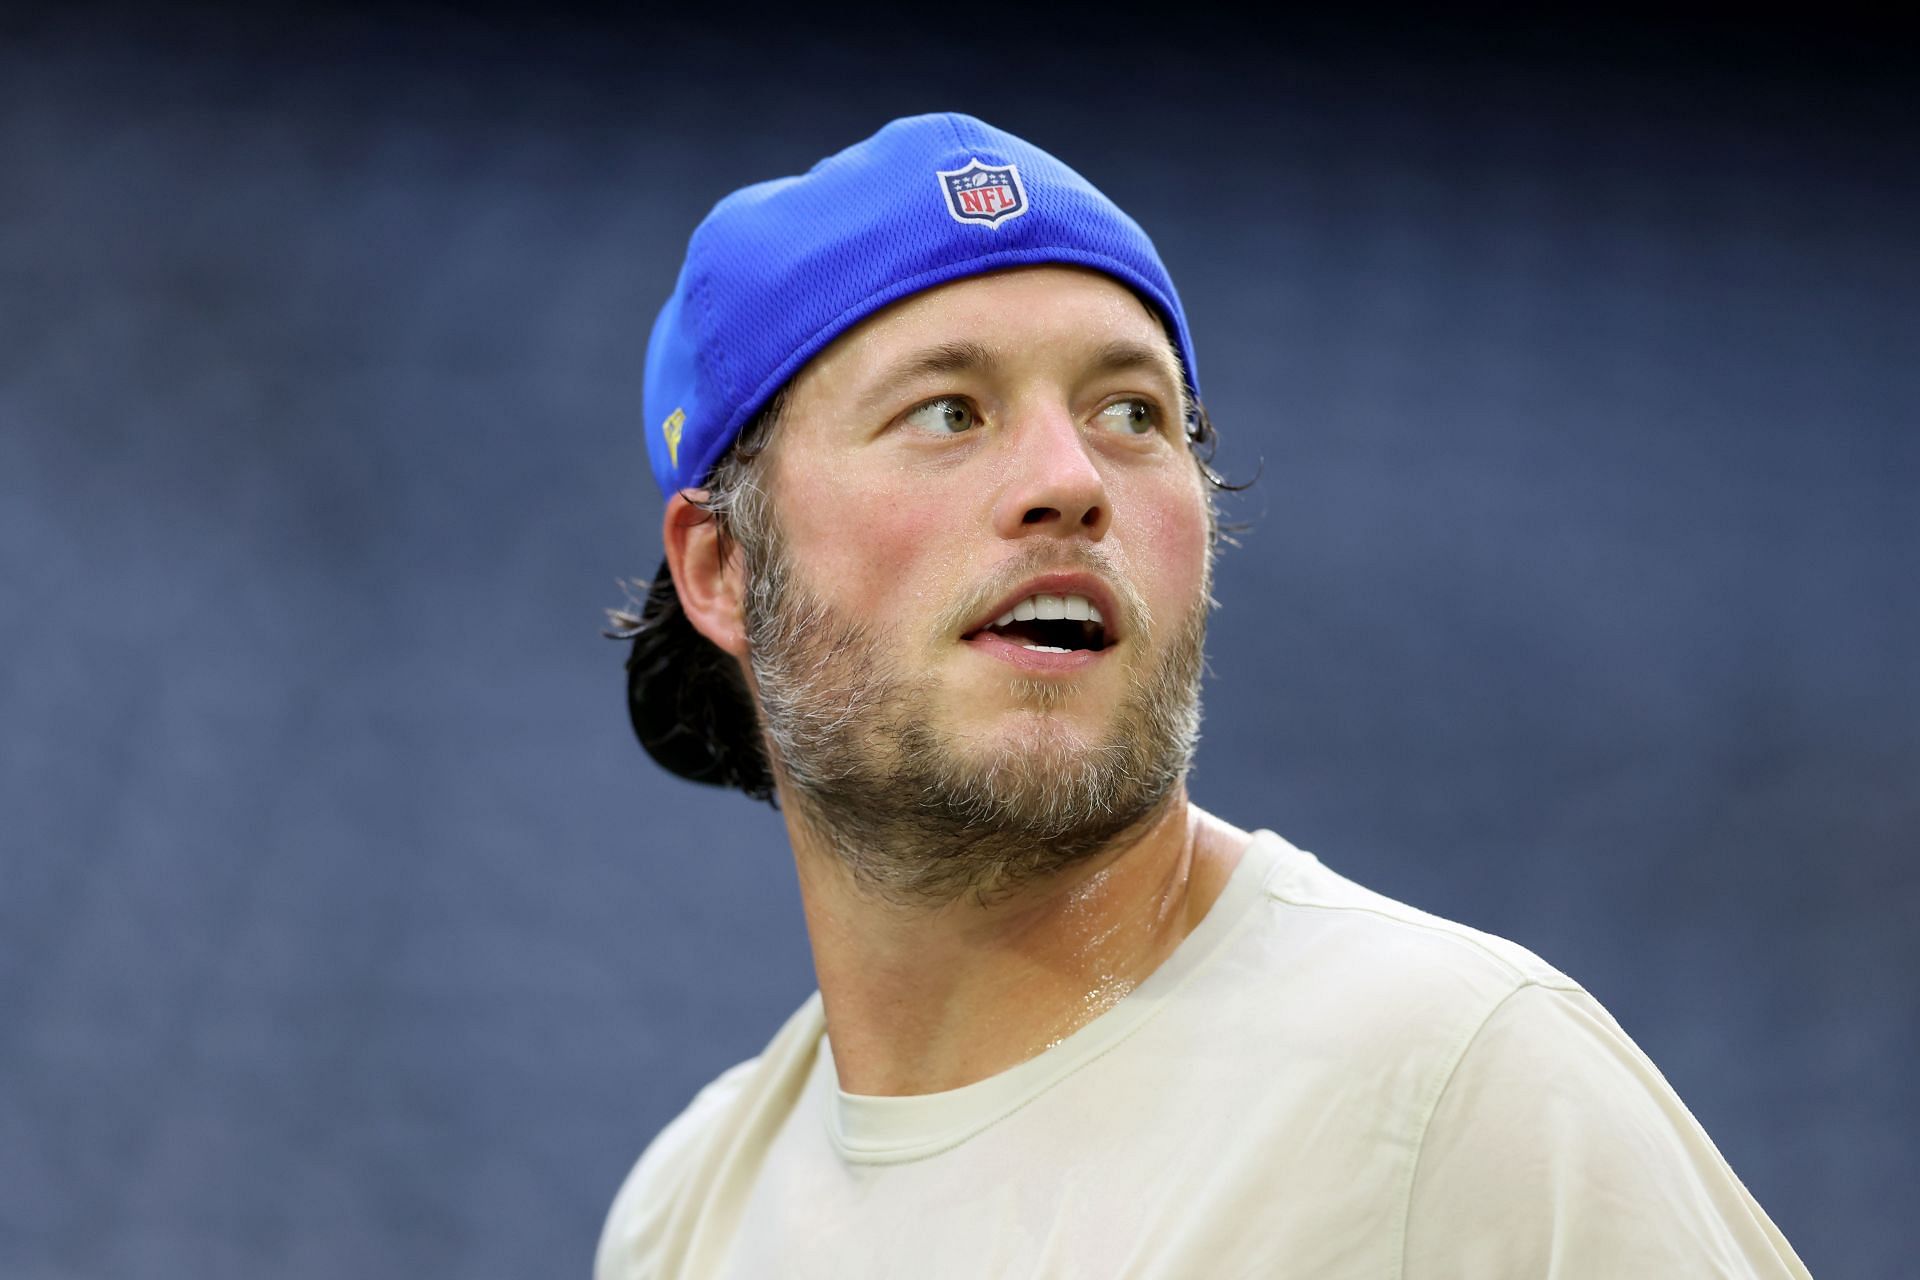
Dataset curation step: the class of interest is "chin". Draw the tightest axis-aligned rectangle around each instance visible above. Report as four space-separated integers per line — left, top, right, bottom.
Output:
949 693 1114 753
933 712 1126 798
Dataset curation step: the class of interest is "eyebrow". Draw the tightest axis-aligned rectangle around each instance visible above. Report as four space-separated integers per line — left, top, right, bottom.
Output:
1085 337 1182 380
875 339 999 395
860 336 1185 414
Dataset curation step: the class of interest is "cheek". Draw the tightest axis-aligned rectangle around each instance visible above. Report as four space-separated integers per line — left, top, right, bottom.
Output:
778 463 960 609
1115 471 1212 589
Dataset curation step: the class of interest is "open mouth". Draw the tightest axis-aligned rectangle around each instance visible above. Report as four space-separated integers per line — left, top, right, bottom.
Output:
965 593 1110 654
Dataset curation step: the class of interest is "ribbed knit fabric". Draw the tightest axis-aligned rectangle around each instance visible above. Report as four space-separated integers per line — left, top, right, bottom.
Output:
644 112 1200 497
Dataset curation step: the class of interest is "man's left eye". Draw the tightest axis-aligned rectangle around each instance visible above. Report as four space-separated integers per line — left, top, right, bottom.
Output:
902 397 978 434
1098 399 1158 435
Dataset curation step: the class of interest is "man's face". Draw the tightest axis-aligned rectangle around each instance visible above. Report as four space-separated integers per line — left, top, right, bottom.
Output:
739 265 1214 902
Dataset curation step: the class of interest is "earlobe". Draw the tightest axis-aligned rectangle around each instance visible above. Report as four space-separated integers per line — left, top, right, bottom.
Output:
662 493 749 659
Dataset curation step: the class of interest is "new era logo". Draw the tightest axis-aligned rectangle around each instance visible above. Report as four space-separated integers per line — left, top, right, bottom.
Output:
936 160 1029 228
661 407 686 467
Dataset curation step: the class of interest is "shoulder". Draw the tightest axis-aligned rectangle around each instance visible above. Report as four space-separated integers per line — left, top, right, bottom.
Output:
1239 832 1585 1067
1239 836 1809 1276
593 1058 759 1280
593 994 826 1280
1254 830 1579 995
1401 982 1811 1277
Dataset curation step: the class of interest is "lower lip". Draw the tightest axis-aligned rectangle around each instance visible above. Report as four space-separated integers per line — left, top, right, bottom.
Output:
964 631 1110 674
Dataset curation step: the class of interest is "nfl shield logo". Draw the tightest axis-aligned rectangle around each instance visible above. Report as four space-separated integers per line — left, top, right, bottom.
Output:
937 159 1029 228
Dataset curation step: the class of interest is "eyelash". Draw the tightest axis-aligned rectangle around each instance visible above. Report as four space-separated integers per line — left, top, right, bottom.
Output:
901 396 1164 437
1098 398 1161 435
903 396 979 435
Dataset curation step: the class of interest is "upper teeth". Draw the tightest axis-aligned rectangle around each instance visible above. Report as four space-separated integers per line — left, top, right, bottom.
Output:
992 593 1102 627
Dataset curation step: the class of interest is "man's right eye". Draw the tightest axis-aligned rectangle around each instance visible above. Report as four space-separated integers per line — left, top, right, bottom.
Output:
902 396 978 435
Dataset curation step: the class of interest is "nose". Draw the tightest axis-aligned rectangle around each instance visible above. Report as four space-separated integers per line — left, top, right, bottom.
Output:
991 406 1112 541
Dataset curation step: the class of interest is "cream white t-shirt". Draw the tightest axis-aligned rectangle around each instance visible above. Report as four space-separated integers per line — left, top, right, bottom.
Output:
596 831 1811 1278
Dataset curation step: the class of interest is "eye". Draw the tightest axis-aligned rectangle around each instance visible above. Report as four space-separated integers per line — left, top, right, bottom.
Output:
902 396 978 435
1097 398 1159 436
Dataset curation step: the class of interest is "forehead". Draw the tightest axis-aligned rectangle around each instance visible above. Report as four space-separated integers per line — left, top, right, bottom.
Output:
784 265 1184 409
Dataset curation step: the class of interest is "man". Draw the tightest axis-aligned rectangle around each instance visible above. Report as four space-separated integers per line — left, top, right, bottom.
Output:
597 113 1810 1278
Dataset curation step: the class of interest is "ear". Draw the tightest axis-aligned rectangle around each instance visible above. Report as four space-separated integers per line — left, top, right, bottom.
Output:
662 492 749 659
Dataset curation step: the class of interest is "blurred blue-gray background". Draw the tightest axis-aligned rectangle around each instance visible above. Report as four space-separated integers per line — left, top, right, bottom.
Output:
2 4 1913 1276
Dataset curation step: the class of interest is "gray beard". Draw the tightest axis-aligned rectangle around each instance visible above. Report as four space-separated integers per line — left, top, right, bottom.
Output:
742 539 1208 908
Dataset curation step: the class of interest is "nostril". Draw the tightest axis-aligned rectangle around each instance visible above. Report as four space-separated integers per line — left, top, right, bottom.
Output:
1080 505 1102 527
1022 507 1057 525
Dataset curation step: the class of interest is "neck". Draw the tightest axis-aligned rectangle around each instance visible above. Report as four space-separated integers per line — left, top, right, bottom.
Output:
783 784 1251 1096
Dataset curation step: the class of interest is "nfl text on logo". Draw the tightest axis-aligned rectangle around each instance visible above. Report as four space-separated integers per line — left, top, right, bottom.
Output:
936 160 1029 228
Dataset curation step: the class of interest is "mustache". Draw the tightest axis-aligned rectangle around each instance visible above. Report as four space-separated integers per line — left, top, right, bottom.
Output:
935 545 1152 641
